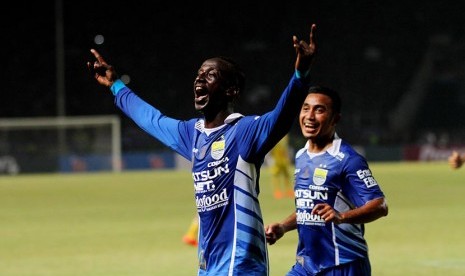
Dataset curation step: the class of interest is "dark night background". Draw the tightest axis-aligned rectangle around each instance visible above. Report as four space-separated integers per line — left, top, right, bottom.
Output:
3 1 465 152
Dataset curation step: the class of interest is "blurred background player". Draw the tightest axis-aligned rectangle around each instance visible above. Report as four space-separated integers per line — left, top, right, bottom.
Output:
448 150 464 169
182 216 199 246
269 134 294 199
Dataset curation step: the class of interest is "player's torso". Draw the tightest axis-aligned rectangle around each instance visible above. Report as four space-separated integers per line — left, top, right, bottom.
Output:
292 144 370 273
294 150 344 227
192 125 238 217
191 121 269 275
191 124 238 272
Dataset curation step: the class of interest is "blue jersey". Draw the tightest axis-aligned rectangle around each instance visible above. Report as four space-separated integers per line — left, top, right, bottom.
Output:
113 73 310 275
291 136 385 275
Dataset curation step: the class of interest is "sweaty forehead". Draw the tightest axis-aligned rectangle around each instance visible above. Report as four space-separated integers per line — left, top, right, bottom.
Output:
304 93 332 106
201 58 229 71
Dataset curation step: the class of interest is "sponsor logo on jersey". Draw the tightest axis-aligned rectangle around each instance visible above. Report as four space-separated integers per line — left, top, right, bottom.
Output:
356 168 379 188
308 184 328 191
194 180 215 192
193 161 230 192
196 188 229 212
296 198 314 209
296 210 325 225
207 156 228 168
312 167 328 185
295 189 328 201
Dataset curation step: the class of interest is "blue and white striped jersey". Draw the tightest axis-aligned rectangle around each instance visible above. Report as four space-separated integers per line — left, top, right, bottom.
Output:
112 73 310 276
292 136 385 275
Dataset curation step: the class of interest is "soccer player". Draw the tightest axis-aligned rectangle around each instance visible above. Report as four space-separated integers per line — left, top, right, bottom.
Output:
448 150 464 169
265 86 388 276
269 134 294 199
87 24 317 275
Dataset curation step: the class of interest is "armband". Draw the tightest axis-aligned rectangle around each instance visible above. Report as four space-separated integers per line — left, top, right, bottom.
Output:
110 79 126 96
295 69 310 79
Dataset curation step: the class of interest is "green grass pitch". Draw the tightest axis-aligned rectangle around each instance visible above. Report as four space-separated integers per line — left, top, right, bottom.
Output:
1 162 464 275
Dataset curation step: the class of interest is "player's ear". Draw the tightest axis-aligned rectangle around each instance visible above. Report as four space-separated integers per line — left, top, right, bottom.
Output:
226 86 240 100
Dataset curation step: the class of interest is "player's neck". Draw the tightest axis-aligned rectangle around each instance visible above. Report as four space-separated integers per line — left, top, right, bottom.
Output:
307 135 334 153
204 110 232 128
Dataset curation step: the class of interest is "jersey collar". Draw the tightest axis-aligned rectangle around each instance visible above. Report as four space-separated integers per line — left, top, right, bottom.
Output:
305 133 341 157
224 113 244 124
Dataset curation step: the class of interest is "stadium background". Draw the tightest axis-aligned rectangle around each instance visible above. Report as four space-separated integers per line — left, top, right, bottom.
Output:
2 1 465 173
1 2 465 275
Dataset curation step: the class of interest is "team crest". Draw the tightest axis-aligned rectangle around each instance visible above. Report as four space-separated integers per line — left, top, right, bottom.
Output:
312 168 328 185
211 137 225 160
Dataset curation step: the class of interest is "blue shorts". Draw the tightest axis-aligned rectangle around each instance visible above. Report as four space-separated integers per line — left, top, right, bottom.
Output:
286 258 371 276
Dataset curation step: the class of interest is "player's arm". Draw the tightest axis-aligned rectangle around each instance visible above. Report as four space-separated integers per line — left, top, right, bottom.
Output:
114 88 194 159
265 212 297 245
312 197 388 225
239 25 318 161
321 152 389 225
269 23 318 130
87 48 194 160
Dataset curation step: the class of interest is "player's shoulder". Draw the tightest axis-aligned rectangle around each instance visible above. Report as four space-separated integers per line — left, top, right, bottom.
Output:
331 139 366 162
338 140 362 156
334 140 372 174
295 147 307 159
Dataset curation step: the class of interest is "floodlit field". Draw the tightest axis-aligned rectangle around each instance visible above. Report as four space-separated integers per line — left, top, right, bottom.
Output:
1 162 464 275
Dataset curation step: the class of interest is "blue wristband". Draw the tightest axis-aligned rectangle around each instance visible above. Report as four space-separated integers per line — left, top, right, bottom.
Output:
110 79 126 96
295 69 310 79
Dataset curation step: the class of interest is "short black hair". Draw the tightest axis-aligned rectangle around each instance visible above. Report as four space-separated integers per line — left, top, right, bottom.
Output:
308 85 341 113
214 56 246 95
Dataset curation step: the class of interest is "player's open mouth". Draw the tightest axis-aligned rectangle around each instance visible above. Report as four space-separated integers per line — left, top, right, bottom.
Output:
303 122 316 128
303 122 318 133
195 95 208 104
194 85 208 101
195 85 207 95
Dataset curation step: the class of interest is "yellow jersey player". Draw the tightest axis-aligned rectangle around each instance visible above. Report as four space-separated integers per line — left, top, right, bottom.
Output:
270 135 294 199
182 216 199 246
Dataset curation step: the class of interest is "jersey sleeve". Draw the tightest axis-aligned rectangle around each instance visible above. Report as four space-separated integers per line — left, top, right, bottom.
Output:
114 87 195 160
235 74 310 162
341 152 385 208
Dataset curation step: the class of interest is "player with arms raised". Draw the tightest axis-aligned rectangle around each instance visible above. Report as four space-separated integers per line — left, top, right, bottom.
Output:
88 25 317 275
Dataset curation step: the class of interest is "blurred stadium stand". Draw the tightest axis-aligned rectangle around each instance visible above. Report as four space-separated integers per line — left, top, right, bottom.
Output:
2 1 465 171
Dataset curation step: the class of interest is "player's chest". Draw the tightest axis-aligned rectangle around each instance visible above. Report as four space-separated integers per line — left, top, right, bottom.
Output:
294 155 342 192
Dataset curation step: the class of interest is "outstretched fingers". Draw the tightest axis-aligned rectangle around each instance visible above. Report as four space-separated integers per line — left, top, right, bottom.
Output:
90 48 106 65
309 24 316 46
293 24 317 54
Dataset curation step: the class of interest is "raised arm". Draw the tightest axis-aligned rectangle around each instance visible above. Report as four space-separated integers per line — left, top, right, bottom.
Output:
240 24 319 161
